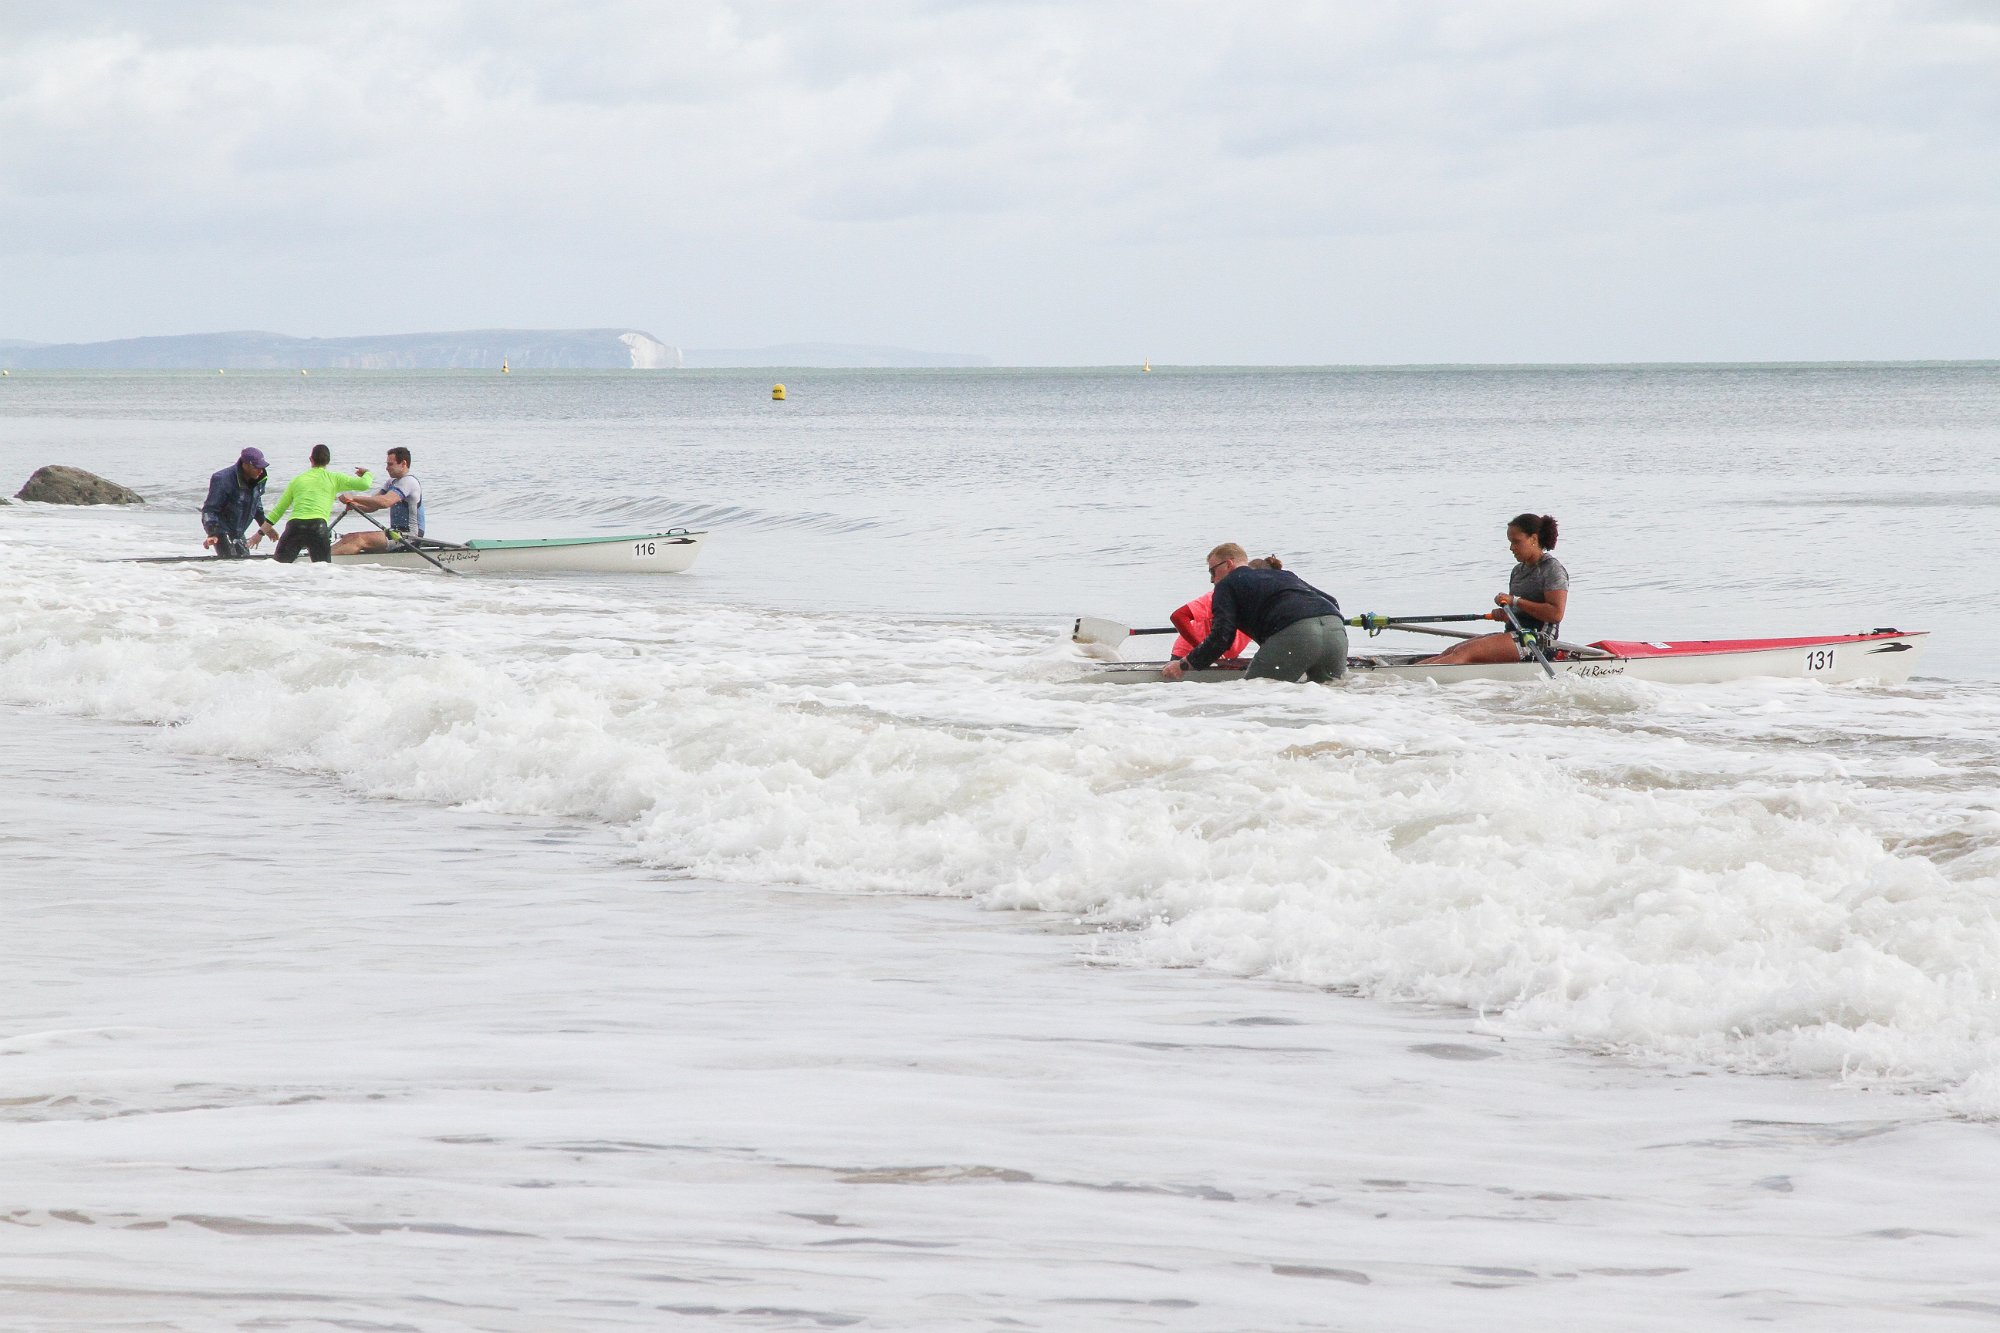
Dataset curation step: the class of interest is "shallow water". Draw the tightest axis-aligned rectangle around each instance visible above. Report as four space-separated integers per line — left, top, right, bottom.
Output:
5 706 1999 1330
5 365 1995 664
3 367 1999 1323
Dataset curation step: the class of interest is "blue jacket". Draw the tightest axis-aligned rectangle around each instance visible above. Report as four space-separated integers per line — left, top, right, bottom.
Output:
201 463 269 538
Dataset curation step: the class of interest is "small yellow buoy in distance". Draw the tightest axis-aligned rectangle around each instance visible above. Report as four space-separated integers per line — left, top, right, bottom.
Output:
218 368 225 374
501 359 509 374
300 369 308 376
772 383 787 400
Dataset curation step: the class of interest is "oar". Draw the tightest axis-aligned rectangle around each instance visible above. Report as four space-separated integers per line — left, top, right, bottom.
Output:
1501 603 1555 678
346 506 458 577
1073 615 1174 645
1349 613 1492 630
1075 611 1605 664
1352 618 1611 659
1082 613 1493 645
1375 623 1484 642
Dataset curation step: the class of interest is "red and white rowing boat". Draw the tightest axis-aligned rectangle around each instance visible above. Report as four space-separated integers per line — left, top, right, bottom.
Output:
1079 626 1928 686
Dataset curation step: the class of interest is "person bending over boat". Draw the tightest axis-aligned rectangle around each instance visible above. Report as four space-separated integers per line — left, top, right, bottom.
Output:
331 447 425 556
1161 545 1347 683
265 444 372 564
1419 513 1568 666
1166 555 1285 659
200 447 279 558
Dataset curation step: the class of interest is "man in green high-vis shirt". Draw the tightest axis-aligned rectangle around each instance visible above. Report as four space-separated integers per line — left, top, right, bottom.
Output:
266 444 373 564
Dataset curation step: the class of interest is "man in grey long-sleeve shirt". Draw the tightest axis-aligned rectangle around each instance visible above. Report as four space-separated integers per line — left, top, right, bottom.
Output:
1161 543 1348 684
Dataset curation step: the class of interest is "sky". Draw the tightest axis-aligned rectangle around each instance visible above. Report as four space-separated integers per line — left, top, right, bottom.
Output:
3 0 1997 364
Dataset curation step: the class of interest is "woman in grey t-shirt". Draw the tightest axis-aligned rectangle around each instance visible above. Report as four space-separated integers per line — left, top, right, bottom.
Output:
1419 513 1570 666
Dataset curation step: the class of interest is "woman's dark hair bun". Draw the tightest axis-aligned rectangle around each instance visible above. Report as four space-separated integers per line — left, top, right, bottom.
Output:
1510 512 1558 550
1262 553 1283 570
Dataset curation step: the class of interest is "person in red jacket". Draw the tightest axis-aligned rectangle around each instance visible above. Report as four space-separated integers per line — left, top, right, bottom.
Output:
1169 592 1251 663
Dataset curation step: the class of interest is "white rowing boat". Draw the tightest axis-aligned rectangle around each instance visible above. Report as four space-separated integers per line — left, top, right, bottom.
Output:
132 530 706 575
1075 622 1928 686
338 530 705 574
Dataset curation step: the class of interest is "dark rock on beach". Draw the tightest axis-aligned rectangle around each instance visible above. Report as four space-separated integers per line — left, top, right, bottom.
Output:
15 465 145 505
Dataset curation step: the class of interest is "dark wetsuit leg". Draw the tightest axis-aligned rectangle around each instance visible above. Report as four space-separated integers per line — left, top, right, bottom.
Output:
274 519 332 564
1246 614 1348 683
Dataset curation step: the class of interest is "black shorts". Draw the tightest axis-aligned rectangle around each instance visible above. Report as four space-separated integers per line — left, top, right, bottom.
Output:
274 519 332 564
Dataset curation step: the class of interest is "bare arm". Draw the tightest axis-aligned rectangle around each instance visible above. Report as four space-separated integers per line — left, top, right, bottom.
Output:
1493 588 1568 622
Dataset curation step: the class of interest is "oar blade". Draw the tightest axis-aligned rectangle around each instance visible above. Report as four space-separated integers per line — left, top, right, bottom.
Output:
1072 615 1132 646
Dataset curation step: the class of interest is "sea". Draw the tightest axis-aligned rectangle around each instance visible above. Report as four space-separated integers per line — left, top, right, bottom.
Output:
3 365 1998 1329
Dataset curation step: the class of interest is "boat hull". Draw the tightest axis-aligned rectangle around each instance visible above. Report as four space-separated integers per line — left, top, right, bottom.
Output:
1088 631 1928 687
130 531 706 575
336 531 704 574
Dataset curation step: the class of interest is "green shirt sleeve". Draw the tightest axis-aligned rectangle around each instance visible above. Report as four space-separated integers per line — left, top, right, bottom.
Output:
265 477 299 524
335 471 372 493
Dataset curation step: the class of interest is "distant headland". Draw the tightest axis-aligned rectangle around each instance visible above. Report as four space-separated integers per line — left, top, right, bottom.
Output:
0 329 991 371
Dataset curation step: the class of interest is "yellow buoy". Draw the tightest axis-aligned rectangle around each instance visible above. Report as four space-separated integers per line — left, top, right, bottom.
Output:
1142 359 1151 372
772 383 787 400
218 368 225 374
300 369 309 376
501 359 510 374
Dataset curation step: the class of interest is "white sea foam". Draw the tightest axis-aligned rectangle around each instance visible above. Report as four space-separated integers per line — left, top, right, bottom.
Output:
6 504 1999 1114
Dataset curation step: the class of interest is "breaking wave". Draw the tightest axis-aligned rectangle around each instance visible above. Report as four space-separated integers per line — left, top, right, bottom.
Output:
6 505 2000 1115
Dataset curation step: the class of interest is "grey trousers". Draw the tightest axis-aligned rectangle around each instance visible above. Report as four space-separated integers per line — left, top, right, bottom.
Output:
1247 614 1349 683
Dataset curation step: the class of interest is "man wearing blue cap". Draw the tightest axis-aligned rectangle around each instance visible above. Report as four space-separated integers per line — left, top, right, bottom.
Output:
201 447 280 558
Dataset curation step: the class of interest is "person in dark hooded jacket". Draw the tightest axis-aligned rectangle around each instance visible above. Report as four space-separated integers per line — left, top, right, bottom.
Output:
201 447 279 558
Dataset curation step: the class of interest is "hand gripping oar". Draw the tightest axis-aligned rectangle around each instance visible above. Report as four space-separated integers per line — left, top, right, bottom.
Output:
1500 603 1555 678
345 505 458 576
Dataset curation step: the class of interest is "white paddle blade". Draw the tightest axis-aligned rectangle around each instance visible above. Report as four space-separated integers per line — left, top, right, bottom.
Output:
1072 615 1132 647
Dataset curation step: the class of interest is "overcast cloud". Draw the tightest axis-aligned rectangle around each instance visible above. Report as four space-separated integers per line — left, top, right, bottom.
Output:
3 1 1996 362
